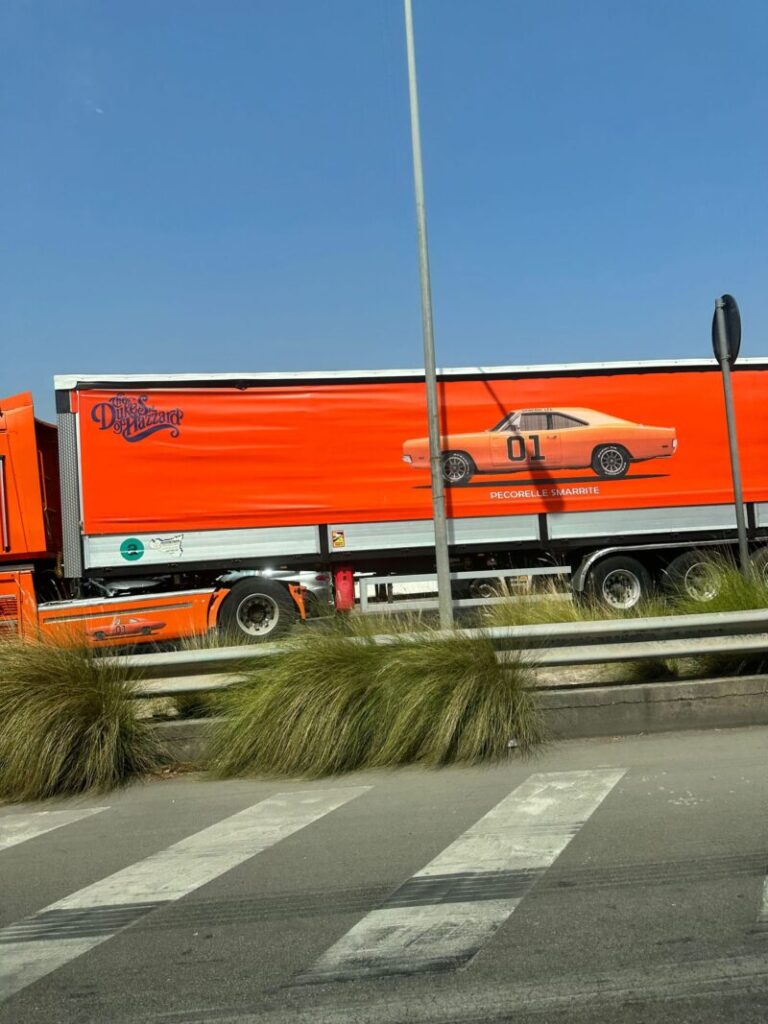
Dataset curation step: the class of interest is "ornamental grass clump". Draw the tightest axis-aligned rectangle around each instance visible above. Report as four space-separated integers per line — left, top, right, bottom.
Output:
208 629 543 778
370 634 542 767
0 639 165 801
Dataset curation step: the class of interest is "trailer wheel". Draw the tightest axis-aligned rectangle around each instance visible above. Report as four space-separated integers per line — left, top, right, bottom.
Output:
663 551 723 602
750 547 768 587
586 555 651 612
219 578 297 641
591 444 630 479
442 451 475 486
455 578 500 600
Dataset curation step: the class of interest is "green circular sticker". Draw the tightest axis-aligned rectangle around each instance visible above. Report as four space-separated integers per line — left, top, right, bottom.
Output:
120 538 144 562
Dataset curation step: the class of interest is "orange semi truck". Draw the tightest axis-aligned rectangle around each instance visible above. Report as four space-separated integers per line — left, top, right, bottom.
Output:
1 357 767 647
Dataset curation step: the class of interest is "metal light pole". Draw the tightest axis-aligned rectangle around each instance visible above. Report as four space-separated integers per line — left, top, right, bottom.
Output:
403 0 454 629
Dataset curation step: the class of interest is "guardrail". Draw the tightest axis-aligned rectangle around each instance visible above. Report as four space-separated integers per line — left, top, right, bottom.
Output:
358 566 570 612
116 606 768 699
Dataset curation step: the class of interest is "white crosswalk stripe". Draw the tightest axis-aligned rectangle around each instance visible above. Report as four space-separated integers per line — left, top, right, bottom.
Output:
296 769 626 983
0 787 368 1004
0 807 108 852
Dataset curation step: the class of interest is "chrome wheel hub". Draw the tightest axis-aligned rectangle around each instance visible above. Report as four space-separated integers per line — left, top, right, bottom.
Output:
601 569 641 610
683 562 720 601
236 594 279 636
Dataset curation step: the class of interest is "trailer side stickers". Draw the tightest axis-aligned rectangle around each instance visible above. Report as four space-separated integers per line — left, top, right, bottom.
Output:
120 538 144 561
91 393 183 443
148 534 184 558
74 371 768 539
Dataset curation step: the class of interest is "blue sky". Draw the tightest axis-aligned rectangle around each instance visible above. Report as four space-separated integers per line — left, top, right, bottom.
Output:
2 1 767 417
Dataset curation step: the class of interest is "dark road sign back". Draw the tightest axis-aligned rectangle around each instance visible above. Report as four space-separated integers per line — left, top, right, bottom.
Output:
712 294 741 364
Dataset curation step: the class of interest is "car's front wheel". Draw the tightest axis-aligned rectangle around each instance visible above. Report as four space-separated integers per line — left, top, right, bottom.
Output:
591 444 630 479
441 451 475 486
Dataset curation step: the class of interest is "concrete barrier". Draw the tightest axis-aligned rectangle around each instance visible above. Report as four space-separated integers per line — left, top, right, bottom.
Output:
538 675 768 739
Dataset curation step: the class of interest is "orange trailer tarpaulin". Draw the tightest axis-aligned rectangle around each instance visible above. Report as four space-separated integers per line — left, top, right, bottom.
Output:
74 369 768 529
58 361 768 570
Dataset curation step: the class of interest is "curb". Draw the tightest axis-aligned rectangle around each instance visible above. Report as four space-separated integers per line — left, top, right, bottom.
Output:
537 674 768 739
152 675 768 765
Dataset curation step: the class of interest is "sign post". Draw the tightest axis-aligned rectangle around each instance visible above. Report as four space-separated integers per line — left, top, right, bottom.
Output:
712 294 749 573
403 0 453 628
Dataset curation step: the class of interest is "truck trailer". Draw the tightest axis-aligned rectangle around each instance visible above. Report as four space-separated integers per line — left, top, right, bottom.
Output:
1 357 767 647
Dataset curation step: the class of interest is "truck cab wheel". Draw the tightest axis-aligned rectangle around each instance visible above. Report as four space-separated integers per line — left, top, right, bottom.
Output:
586 555 651 612
219 578 297 641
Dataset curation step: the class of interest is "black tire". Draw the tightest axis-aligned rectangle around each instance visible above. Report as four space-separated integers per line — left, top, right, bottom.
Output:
93 631 106 641
750 547 768 588
586 555 652 612
591 444 630 479
455 578 500 600
662 551 723 602
441 451 475 486
218 578 297 642
468 578 500 600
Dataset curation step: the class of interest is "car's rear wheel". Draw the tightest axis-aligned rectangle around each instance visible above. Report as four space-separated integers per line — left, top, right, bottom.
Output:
591 444 630 479
441 451 475 486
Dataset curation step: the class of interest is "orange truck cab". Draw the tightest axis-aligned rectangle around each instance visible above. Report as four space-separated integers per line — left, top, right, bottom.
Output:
0 392 305 647
0 393 61 639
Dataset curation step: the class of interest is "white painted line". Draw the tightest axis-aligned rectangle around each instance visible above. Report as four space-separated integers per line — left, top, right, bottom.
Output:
759 876 768 924
0 788 367 1003
297 769 625 983
0 808 108 852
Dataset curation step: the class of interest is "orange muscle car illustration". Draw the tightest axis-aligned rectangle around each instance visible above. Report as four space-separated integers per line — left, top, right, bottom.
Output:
88 616 166 641
402 407 677 485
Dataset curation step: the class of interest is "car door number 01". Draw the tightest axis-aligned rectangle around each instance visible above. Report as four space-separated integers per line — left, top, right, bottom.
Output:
507 434 546 463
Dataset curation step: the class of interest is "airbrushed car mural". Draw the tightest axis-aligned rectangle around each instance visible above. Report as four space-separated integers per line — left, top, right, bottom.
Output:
402 407 677 486
87 616 167 641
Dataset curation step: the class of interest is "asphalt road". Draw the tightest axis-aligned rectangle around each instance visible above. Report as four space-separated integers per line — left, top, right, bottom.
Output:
1 726 767 1024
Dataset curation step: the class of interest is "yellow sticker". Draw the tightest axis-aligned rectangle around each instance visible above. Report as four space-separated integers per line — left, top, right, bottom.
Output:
331 530 346 549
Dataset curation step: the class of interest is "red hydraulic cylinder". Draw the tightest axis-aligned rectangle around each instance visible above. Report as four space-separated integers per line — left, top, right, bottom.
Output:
333 566 355 611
